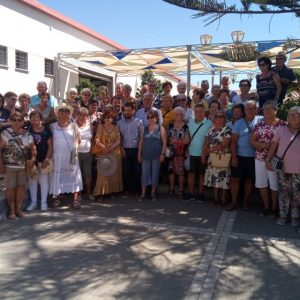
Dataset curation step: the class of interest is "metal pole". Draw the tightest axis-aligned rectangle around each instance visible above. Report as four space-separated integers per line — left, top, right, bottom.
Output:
187 45 192 97
54 53 61 100
219 70 223 85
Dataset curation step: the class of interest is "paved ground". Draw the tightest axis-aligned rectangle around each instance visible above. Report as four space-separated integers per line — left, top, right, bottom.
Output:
0 191 300 300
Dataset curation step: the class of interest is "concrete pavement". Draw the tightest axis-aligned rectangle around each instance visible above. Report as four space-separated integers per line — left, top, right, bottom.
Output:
0 194 299 300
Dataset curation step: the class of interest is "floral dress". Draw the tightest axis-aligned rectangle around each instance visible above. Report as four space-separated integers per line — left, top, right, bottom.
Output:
204 126 231 189
167 123 189 176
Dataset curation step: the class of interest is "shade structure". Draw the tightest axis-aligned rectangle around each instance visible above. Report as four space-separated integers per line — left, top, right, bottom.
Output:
59 39 300 77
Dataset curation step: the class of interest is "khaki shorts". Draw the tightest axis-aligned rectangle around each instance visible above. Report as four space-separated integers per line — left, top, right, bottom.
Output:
5 167 27 188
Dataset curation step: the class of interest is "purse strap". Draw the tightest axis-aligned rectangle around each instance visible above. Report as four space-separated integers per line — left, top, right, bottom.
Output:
190 121 204 143
281 129 300 159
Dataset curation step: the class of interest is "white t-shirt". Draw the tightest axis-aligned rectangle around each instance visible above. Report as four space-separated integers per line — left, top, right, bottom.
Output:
77 122 92 153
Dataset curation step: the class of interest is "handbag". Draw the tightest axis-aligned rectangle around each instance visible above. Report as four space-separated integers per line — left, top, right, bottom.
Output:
270 156 283 171
270 130 300 171
210 152 231 168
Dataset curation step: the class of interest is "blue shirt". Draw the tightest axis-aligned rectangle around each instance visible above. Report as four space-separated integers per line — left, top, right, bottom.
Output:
136 107 163 127
188 118 212 156
117 117 143 148
31 94 58 108
233 116 263 157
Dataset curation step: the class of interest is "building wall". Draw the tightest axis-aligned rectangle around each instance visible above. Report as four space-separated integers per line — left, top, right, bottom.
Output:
0 0 117 97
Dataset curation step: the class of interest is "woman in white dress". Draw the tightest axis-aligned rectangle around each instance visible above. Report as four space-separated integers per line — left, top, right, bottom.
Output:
50 103 82 209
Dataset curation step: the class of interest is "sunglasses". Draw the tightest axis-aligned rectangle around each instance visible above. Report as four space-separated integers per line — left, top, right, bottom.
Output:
59 108 70 113
11 118 23 122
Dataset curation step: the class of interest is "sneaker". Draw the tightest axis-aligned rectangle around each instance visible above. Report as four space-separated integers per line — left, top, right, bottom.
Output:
26 203 37 211
41 203 48 211
291 218 300 227
183 192 195 201
276 217 287 226
195 194 205 203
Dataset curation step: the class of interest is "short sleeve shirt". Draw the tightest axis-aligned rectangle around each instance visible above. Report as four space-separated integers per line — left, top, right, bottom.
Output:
272 126 300 174
233 116 263 157
252 120 286 160
188 118 212 156
29 126 52 162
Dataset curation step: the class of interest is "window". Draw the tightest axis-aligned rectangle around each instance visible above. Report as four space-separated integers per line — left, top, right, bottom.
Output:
44 58 54 76
15 50 28 71
0 45 7 66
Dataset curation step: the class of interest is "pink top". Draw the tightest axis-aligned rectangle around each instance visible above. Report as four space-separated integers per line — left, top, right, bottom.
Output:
272 126 300 174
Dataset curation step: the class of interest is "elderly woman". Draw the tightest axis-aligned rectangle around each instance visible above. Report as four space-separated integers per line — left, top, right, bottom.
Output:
266 106 300 226
27 111 53 211
18 93 33 126
0 112 36 219
33 92 56 125
226 104 245 131
80 88 92 109
50 103 82 209
160 94 174 129
250 101 285 216
93 110 123 200
202 110 231 206
167 106 189 198
207 100 221 121
138 109 167 201
76 107 94 200
97 86 110 112
63 87 79 118
256 57 281 108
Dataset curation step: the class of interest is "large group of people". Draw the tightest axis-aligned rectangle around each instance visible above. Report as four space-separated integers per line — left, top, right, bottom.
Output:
0 52 299 233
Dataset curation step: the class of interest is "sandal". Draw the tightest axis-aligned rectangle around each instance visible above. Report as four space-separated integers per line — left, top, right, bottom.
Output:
176 191 184 198
73 200 81 209
52 197 61 208
225 204 237 212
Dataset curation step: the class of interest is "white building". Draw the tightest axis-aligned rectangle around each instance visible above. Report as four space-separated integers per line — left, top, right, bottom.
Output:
0 0 181 99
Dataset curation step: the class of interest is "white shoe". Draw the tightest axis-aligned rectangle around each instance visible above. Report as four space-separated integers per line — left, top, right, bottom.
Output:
41 203 48 211
26 203 37 211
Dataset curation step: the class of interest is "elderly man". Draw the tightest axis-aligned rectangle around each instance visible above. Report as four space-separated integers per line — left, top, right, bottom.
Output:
221 76 237 101
136 92 163 127
232 79 252 105
206 84 221 104
173 82 192 108
31 81 58 108
111 82 125 105
272 52 298 105
201 80 210 99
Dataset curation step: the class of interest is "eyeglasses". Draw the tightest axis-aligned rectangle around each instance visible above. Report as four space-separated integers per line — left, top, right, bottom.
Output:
59 108 70 112
11 98 18 101
11 118 23 122
258 63 266 67
147 116 156 119
248 97 257 100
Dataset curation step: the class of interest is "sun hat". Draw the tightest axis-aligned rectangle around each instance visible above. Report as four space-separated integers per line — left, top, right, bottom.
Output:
54 102 74 116
96 154 117 176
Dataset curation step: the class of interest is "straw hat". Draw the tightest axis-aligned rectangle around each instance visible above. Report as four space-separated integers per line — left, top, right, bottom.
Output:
97 154 117 176
54 102 74 116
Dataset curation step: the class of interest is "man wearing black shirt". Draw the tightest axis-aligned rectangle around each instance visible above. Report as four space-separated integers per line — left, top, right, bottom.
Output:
272 52 298 105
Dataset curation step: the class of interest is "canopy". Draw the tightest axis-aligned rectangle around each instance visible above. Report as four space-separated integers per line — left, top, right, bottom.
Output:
59 39 300 77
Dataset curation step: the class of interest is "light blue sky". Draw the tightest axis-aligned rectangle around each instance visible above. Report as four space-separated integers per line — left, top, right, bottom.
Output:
39 0 300 87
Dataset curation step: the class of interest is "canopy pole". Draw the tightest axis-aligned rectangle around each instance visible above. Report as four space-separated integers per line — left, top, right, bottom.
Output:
187 45 192 97
219 70 223 85
55 53 61 100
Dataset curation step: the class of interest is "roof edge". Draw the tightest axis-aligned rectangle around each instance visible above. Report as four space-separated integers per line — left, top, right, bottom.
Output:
19 0 125 50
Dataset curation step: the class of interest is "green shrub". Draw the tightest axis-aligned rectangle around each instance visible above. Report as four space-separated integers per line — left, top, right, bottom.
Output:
277 90 300 120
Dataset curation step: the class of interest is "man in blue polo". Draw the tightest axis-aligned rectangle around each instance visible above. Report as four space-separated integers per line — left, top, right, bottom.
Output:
31 81 58 108
185 103 212 201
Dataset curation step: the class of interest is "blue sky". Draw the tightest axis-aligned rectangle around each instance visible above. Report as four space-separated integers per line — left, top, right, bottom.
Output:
39 0 300 87
39 0 299 48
